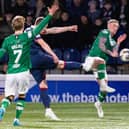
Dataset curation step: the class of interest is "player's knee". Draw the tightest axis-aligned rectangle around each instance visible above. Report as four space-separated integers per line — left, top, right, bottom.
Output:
95 59 105 65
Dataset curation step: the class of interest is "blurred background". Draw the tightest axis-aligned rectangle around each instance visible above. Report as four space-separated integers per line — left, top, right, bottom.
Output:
0 0 129 74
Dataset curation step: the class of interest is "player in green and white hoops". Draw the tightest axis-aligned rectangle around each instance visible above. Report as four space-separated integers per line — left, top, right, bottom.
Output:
0 4 58 126
83 19 126 118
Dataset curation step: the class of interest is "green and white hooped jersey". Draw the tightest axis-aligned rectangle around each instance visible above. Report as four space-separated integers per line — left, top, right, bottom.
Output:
88 29 116 62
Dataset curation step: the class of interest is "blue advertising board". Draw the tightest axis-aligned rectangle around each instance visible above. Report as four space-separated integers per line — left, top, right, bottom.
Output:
25 75 129 103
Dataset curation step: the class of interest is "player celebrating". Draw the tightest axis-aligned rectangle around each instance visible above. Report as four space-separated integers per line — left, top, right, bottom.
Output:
0 4 58 126
26 17 82 120
83 19 126 118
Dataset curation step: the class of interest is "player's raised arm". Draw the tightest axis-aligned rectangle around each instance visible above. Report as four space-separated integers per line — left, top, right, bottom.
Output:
98 32 113 56
111 34 127 56
41 25 78 34
36 38 59 63
32 4 59 36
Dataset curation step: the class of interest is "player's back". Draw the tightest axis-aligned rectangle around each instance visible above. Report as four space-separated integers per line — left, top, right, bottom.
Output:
3 33 31 73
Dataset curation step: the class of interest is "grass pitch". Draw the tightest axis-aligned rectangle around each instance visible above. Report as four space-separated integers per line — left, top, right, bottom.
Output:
0 103 129 129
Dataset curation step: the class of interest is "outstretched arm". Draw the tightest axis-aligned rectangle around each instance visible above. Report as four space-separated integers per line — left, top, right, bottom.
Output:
99 34 127 57
113 34 127 51
32 4 59 36
41 25 78 35
36 38 59 63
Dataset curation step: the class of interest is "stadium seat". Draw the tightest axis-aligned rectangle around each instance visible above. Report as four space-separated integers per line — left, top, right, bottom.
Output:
107 56 117 65
63 48 81 62
117 57 124 65
53 48 63 60
81 48 89 62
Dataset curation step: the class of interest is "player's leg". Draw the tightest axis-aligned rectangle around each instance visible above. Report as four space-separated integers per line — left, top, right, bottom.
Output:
30 69 60 120
83 57 115 92
94 61 115 118
0 96 13 121
13 71 30 126
31 51 57 69
39 79 60 121
57 60 82 70
83 57 115 118
94 73 108 118
0 75 16 121
31 51 82 70
13 94 25 126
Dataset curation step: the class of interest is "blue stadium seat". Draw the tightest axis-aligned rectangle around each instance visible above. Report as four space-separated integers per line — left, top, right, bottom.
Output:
63 48 81 62
81 48 89 62
117 57 124 65
53 48 63 60
107 56 117 65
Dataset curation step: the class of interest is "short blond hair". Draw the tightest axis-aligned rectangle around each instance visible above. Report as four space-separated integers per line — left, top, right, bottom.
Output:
12 15 25 31
107 19 119 26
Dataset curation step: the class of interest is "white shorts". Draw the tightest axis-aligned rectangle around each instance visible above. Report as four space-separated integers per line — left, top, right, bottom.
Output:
5 71 30 97
84 56 104 71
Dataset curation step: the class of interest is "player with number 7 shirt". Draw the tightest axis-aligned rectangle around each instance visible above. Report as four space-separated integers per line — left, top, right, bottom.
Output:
0 4 59 126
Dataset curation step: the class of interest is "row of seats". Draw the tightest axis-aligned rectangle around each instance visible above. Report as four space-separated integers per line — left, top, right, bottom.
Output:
53 48 126 65
0 48 126 65
53 48 89 63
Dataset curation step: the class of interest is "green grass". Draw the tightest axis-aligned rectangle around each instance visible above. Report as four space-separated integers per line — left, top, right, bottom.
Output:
0 103 129 129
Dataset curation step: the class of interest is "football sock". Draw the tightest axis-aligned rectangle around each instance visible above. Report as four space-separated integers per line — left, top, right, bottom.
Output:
97 64 106 79
16 100 25 119
40 88 50 108
98 92 107 102
1 98 10 110
64 61 82 70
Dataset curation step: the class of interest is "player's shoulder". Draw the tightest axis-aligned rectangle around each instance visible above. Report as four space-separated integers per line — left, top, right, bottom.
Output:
25 25 35 32
4 34 14 41
100 29 109 35
2 34 14 46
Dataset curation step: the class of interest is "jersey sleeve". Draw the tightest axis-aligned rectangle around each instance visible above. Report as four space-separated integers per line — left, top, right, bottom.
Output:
0 39 7 58
25 14 52 41
24 26 42 41
100 30 116 47
99 30 109 38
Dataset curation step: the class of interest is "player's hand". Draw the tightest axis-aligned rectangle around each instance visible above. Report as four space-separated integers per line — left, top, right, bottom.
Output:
48 4 59 16
117 34 127 44
68 25 78 32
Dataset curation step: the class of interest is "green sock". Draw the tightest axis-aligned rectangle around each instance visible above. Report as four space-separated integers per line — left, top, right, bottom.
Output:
97 64 106 79
1 98 10 110
98 92 107 102
16 100 25 119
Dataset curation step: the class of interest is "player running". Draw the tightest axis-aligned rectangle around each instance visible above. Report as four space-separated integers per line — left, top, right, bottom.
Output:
0 4 58 126
83 19 126 118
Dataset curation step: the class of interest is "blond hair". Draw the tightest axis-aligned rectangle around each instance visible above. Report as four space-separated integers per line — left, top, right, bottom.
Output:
12 16 25 31
107 19 119 25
